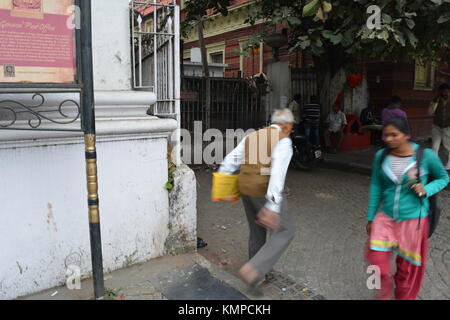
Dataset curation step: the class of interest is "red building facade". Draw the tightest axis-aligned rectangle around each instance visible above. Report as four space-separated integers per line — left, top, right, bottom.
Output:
179 0 449 138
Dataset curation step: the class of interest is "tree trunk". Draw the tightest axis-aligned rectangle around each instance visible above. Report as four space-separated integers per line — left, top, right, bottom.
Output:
315 57 333 120
314 52 349 119
197 19 211 131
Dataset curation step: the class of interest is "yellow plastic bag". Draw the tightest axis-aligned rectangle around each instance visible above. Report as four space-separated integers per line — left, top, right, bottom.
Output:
211 172 240 203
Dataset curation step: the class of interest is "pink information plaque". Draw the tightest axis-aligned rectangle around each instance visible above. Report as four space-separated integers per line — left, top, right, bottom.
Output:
0 0 76 84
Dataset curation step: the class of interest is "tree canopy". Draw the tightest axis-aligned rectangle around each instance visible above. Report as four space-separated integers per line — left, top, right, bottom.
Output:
180 0 450 110
245 0 450 69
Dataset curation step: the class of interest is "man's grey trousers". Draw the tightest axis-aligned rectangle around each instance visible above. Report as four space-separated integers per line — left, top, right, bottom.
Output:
241 195 295 279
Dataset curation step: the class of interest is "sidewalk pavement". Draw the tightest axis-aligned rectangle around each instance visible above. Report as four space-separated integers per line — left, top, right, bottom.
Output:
19 253 271 300
321 146 377 175
20 143 448 301
322 142 450 180
195 166 450 300
20 252 325 301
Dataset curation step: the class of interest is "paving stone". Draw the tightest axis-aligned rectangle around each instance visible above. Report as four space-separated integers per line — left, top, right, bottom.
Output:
196 167 450 300
157 264 248 300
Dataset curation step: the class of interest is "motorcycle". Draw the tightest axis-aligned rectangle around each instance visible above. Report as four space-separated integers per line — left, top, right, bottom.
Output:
290 130 323 171
258 120 323 170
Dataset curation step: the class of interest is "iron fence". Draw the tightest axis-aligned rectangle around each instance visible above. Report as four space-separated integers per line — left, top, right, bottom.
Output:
181 76 266 133
130 0 180 117
291 67 318 103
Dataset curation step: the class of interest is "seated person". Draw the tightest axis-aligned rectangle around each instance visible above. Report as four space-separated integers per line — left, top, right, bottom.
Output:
360 101 376 126
361 101 383 146
324 103 347 153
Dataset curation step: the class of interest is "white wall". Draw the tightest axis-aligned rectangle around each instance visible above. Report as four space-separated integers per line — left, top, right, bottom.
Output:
0 135 171 300
267 62 291 112
91 0 133 91
0 0 192 300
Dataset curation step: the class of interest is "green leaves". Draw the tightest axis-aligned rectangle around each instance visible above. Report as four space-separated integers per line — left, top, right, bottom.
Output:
405 18 415 29
243 0 449 69
404 29 418 47
316 38 324 47
302 0 321 17
396 0 407 12
358 25 371 38
288 16 302 25
342 29 356 47
393 31 406 46
165 170 175 192
322 30 334 39
321 30 346 45
382 13 393 24
323 1 332 13
377 30 389 42
330 33 344 45
437 12 450 23
403 12 417 19
245 6 260 25
299 39 311 50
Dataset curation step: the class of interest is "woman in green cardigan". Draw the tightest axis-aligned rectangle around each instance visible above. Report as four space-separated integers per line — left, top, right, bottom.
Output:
365 117 449 300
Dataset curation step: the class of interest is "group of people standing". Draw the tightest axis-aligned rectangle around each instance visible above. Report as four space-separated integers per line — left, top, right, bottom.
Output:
217 83 450 300
288 95 347 153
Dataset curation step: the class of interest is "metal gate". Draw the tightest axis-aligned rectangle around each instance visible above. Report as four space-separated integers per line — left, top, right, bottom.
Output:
181 76 266 132
291 67 318 103
130 0 180 118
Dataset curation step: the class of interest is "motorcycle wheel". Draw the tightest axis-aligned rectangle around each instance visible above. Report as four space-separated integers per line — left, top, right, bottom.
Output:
291 149 315 171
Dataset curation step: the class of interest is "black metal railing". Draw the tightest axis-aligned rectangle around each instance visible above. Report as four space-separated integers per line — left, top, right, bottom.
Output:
291 67 318 103
181 76 266 133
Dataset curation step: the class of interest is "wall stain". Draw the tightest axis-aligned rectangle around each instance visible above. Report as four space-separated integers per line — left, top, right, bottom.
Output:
47 203 58 232
16 262 23 275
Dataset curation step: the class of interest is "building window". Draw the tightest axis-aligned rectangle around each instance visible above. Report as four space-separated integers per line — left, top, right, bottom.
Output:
145 19 153 33
210 52 224 64
205 41 226 63
414 61 434 90
239 39 263 77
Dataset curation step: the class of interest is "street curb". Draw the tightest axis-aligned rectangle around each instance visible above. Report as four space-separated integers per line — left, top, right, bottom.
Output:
320 158 372 176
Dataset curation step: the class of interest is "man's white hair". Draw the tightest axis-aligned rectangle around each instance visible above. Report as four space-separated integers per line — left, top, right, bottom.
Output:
271 108 295 124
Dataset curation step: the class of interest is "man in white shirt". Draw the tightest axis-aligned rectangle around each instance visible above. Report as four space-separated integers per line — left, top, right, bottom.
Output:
324 102 347 153
218 109 295 287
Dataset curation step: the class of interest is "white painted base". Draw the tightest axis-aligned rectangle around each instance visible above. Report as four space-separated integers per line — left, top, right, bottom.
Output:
165 164 197 253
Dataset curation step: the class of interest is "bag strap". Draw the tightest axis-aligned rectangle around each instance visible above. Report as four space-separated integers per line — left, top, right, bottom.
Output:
416 146 425 180
416 145 425 230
